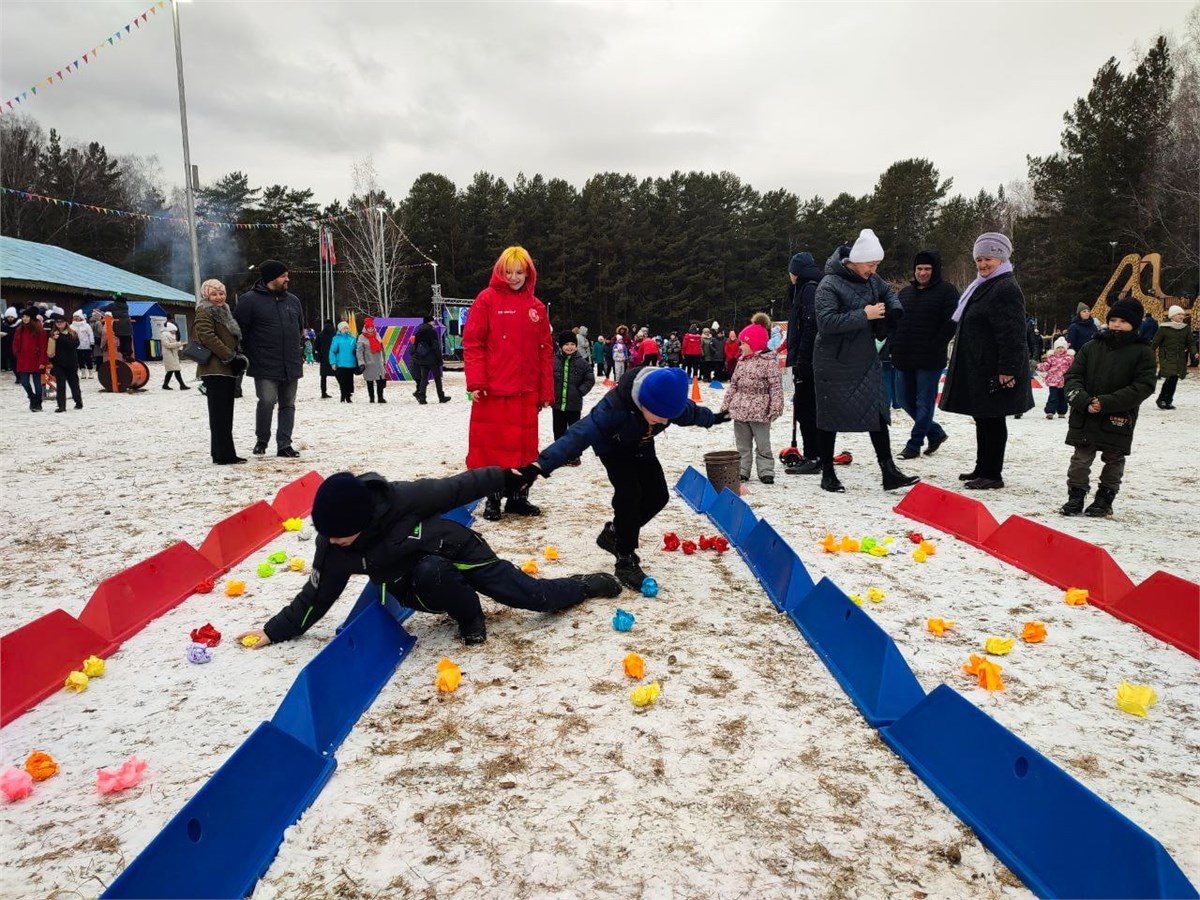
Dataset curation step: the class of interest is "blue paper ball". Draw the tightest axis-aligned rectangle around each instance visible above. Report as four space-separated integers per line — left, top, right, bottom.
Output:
640 577 659 598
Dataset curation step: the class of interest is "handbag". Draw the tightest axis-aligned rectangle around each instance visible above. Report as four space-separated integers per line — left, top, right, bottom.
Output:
182 340 213 364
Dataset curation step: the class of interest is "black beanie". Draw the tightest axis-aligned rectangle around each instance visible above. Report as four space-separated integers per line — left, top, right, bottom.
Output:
557 330 577 348
913 251 937 268
311 473 373 537
1107 298 1144 330
259 260 289 284
788 252 814 276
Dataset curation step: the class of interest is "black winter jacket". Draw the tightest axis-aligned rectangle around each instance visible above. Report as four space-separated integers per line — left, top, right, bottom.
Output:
264 468 507 643
939 272 1034 418
107 299 133 338
233 280 304 381
315 324 336 377
49 328 80 369
411 322 443 368
1064 330 1156 454
553 346 596 412
785 260 823 368
892 253 959 372
1066 315 1098 352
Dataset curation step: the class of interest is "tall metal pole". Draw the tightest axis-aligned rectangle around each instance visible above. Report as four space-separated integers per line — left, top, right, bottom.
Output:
377 208 388 316
170 0 202 303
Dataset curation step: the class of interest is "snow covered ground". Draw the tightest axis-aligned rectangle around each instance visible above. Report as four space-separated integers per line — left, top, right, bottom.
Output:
1 361 1197 899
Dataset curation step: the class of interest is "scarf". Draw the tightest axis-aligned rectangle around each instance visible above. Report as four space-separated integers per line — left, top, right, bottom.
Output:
197 298 242 340
952 261 1014 322
366 330 383 353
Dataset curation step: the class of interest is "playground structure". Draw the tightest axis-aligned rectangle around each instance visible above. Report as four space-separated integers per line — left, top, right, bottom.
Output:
97 313 149 393
1090 252 1192 321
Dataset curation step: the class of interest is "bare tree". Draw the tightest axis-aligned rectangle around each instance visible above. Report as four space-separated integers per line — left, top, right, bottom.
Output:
333 157 406 320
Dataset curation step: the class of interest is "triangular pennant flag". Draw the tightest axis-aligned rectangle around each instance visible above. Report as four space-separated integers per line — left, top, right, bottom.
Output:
108 36 114 45
125 24 131 33
83 53 89 63
141 12 147 22
135 18 141 28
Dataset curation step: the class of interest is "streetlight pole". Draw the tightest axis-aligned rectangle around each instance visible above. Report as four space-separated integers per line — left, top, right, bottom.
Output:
1109 241 1118 269
377 208 388 315
169 0 201 303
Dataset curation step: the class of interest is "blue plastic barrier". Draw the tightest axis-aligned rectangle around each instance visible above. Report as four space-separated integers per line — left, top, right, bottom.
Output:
272 602 416 756
338 580 414 633
786 577 925 727
674 466 717 514
442 500 478 528
880 685 1198 900
742 519 813 612
708 488 758 548
103 721 336 899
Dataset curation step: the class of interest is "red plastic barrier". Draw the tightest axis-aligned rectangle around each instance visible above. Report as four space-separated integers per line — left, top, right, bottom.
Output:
1102 571 1200 659
1 610 114 727
893 482 1000 548
272 471 324 521
198 501 285 573
980 515 1135 608
78 542 219 646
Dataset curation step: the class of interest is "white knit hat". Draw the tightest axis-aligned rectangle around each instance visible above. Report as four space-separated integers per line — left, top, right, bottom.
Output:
1053 337 1067 350
847 229 885 263
4 307 16 318
1168 305 1185 318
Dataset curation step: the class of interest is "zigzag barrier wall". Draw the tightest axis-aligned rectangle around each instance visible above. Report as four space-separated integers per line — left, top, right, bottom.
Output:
271 471 325 520
743 519 812 613
708 488 758 547
893 485 1198 659
672 466 1197 899
0 476 323 729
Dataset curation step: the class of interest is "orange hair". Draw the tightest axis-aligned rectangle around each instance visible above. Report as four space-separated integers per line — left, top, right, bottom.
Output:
492 246 533 280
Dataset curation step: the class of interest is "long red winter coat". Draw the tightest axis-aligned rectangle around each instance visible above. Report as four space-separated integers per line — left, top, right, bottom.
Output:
13 322 48 373
681 332 702 357
464 257 553 469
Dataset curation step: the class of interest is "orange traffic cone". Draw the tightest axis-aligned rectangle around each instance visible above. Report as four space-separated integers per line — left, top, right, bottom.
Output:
690 376 702 402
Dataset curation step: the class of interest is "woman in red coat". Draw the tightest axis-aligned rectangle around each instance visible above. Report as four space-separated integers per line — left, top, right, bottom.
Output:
13 307 48 412
723 329 741 380
464 246 554 521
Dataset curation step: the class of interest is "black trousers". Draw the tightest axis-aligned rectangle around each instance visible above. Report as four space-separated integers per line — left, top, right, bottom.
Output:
202 375 238 462
792 362 819 459
973 416 1008 479
335 368 355 401
414 364 447 400
406 555 588 628
552 408 580 441
163 370 186 388
320 373 331 397
599 453 669 556
77 353 94 371
818 427 891 477
366 378 386 401
1158 375 1178 405
52 364 81 409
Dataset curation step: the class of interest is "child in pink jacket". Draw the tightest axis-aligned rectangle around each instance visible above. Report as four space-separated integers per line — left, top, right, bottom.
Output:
721 317 785 483
1037 337 1073 418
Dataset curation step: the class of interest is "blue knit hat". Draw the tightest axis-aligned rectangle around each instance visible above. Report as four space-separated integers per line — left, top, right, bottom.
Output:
311 472 373 537
632 367 689 419
788 252 814 276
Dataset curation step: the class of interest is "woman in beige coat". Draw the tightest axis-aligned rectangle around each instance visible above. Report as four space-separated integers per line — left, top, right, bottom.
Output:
160 322 190 390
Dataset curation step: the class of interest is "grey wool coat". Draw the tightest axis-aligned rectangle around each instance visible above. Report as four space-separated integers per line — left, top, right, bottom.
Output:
812 247 902 432
356 334 385 380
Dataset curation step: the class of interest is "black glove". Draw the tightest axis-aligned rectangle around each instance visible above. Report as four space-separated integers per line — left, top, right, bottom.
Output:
229 354 249 376
712 411 732 425
503 463 542 494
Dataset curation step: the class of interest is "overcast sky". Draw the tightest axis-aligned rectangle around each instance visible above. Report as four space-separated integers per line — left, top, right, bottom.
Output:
1 0 1194 212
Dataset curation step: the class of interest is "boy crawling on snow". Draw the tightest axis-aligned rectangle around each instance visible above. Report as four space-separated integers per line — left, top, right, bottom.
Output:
237 467 620 648
519 365 730 591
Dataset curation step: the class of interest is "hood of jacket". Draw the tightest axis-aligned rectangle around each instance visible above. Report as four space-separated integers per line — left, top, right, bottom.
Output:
792 261 824 285
487 256 538 296
911 249 943 289
825 246 865 283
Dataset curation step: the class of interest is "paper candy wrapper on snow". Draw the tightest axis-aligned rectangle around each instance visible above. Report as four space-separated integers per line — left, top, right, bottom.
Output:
613 609 635 631
189 623 221 647
520 560 539 575
25 752 58 781
282 518 304 531
64 671 88 693
187 643 213 664
662 533 681 552
984 637 1015 656
641 577 659 598
1115 681 1158 718
681 541 697 555
1064 588 1089 606
436 658 462 693
96 756 147 794
623 653 646 680
267 551 288 565
849 594 863 606
867 587 885 603
224 580 246 597
926 618 955 636
288 557 306 572
194 577 215 594
257 563 276 578
543 546 559 561
1021 622 1047 643
630 681 662 708
1 768 34 802
963 654 1005 691
240 634 262 648
82 655 106 677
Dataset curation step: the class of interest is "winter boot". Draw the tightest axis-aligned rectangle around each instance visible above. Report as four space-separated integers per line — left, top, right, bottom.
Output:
457 614 487 645
614 553 647 591
788 457 822 475
1060 487 1087 516
596 521 618 557
505 488 541 516
483 492 503 521
879 458 920 490
1084 486 1116 518
571 573 622 599
820 471 845 493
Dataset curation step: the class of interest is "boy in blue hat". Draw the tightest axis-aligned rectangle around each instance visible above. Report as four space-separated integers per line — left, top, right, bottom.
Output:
519 365 731 590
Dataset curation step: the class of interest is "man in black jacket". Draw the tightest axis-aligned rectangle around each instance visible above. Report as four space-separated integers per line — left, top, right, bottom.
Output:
235 260 305 457
891 250 960 459
411 315 450 404
783 252 824 474
237 467 620 648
